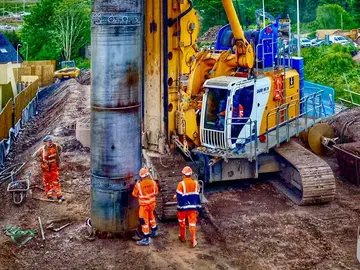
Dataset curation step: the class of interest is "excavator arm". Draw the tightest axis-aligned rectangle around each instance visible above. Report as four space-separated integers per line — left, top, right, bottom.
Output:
222 0 255 69
142 0 336 223
144 0 256 153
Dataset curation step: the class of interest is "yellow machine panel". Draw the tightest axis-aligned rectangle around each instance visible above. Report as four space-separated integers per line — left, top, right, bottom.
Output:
144 0 200 150
144 0 165 152
167 0 200 143
259 69 300 135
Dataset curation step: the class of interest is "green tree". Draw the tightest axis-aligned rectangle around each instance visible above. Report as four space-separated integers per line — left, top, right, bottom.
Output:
315 4 356 30
302 44 360 100
20 0 62 60
20 0 90 61
352 0 360 24
53 0 90 61
195 0 227 34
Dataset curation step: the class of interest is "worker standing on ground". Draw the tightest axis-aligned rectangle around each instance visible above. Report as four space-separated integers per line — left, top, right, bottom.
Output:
176 166 201 248
33 135 64 202
132 168 159 246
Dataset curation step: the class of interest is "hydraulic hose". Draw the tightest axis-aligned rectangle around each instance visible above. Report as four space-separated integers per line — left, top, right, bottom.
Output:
168 0 193 27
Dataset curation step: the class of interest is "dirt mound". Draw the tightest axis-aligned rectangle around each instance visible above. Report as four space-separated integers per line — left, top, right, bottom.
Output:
199 25 223 42
76 69 91 85
4 79 90 165
61 138 90 153
328 107 360 143
5 81 73 164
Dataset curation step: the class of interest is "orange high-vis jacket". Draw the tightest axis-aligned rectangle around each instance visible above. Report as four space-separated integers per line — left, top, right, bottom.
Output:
132 178 159 206
239 104 244 118
176 177 201 211
39 144 62 171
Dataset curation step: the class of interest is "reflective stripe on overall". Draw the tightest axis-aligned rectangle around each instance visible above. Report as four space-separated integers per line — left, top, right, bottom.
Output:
177 178 201 244
135 179 158 236
137 180 157 205
176 178 201 211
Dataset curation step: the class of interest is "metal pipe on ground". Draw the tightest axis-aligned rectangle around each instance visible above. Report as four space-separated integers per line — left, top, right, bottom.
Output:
91 0 143 233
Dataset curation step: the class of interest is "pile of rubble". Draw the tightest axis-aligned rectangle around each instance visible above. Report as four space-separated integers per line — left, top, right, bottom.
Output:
61 138 90 153
76 69 91 85
198 25 223 42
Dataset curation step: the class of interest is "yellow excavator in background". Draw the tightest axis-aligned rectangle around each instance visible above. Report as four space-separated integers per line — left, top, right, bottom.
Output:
348 28 360 45
54 60 80 80
142 0 336 220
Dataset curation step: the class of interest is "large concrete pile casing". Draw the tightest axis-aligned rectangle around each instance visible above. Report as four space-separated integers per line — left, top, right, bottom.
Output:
76 117 90 148
330 107 360 143
91 0 143 233
330 108 360 187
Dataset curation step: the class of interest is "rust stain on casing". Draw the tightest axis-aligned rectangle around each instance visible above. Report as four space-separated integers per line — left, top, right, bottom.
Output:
91 0 143 233
125 63 140 88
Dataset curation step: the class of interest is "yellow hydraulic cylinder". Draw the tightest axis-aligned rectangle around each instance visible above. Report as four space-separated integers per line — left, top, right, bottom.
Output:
222 0 245 41
221 0 255 69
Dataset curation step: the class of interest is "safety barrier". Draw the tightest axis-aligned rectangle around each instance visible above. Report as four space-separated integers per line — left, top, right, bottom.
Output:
303 81 335 117
0 77 39 167
0 99 13 142
14 77 39 123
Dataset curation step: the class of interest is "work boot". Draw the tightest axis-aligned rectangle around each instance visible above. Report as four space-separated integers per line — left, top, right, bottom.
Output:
136 237 151 246
57 196 65 203
150 227 159 238
47 196 53 201
191 240 198 248
178 235 186 243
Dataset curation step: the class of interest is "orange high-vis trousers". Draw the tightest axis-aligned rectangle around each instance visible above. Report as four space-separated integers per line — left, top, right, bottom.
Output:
42 167 62 198
139 203 157 236
177 210 198 244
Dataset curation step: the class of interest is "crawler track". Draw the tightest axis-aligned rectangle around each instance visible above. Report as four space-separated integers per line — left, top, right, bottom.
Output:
145 152 189 220
145 141 336 221
273 140 336 205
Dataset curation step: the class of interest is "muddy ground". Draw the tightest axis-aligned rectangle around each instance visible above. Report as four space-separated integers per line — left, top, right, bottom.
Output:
1 79 360 270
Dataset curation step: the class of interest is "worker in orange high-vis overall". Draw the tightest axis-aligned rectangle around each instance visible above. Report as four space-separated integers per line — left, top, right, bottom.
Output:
176 166 201 248
33 135 64 202
132 168 159 246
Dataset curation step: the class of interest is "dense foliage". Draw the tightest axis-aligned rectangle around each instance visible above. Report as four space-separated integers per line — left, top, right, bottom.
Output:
302 45 360 99
19 0 90 61
194 0 360 98
5 0 360 98
195 0 359 34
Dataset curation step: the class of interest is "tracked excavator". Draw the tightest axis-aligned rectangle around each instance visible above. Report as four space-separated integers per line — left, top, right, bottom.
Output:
142 0 336 220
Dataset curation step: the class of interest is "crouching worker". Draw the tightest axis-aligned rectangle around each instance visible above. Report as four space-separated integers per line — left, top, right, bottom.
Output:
33 135 64 202
132 168 159 246
176 166 201 248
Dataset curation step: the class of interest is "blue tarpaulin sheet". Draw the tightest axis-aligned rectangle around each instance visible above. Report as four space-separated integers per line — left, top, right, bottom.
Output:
0 95 38 168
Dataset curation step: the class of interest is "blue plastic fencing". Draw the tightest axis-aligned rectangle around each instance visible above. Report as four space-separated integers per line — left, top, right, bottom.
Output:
303 81 335 118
